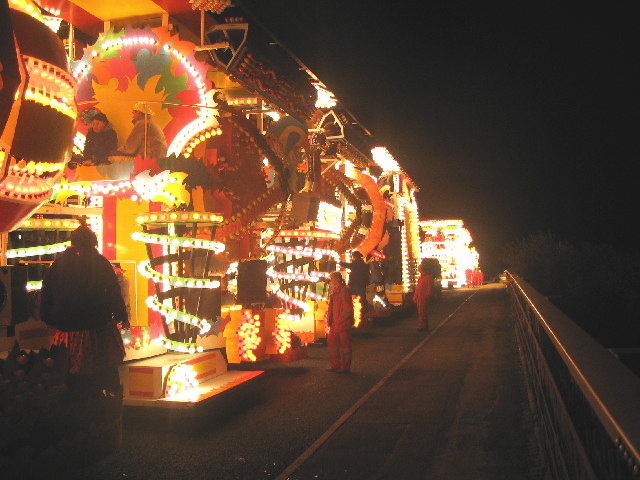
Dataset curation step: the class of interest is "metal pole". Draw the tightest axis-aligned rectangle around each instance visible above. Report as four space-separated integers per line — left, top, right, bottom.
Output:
0 232 7 266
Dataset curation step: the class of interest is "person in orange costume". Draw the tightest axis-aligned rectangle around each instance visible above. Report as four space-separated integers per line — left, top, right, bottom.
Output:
326 271 354 373
414 262 434 331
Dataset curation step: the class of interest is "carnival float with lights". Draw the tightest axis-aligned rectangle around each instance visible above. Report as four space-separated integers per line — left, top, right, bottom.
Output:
1 0 423 423
419 219 483 288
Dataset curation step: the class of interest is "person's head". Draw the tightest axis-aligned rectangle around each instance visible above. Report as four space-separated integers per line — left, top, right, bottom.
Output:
132 102 154 122
418 262 427 275
329 271 345 287
70 221 98 249
351 251 363 261
91 112 109 132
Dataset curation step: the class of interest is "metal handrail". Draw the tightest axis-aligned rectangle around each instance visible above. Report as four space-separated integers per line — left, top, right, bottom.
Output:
506 271 640 479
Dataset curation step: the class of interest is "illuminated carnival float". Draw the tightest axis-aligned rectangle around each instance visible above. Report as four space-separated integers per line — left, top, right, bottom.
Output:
1 0 422 409
418 219 483 288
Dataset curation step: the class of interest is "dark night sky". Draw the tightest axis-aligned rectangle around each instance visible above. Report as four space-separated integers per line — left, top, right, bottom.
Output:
237 1 637 274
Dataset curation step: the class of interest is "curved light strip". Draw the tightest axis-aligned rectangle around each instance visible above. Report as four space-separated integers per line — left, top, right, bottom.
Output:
163 43 218 156
6 241 69 259
277 229 341 240
268 270 329 283
273 288 311 313
17 218 80 230
293 285 327 303
265 244 339 261
138 260 220 289
131 231 225 254
135 211 224 225
154 336 203 354
146 295 212 334
23 55 77 119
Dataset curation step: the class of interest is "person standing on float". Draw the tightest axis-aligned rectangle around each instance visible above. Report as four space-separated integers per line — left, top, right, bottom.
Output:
326 271 354 373
115 102 167 159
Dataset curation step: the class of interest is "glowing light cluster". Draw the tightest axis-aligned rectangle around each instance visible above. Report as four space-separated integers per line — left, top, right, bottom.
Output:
353 295 362 328
146 295 212 334
190 0 232 14
373 294 388 308
164 362 199 398
73 131 86 155
0 151 62 201
397 203 411 291
266 244 339 261
11 159 64 176
314 84 337 109
419 219 480 288
371 146 400 173
138 260 221 289
130 172 185 205
237 310 262 362
23 55 77 119
221 304 243 314
72 61 91 81
18 218 80 230
9 0 45 23
6 241 69 259
27 280 42 291
131 232 226 254
183 126 223 158
136 211 224 225
273 312 293 354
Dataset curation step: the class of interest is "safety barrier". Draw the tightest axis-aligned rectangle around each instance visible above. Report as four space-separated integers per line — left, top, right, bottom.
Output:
506 271 640 479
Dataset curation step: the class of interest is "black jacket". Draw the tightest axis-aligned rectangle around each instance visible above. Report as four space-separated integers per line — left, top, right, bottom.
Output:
40 247 127 331
339 258 370 291
84 126 117 164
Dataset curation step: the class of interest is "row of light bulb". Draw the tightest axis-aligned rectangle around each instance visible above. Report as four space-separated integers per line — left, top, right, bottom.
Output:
138 260 221 289
266 244 339 261
131 232 226 254
146 295 212 335
136 211 224 225
6 241 69 259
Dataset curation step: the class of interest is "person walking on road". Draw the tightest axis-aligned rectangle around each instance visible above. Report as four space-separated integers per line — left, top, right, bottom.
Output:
414 261 434 331
326 271 354 373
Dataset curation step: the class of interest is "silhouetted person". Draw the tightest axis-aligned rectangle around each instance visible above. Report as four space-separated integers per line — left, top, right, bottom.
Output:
40 221 129 396
339 250 370 314
326 271 354 373
414 261 434 331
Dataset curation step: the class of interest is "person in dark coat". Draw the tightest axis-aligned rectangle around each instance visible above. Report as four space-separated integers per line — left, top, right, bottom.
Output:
81 112 118 165
325 271 354 373
40 221 129 395
339 250 371 315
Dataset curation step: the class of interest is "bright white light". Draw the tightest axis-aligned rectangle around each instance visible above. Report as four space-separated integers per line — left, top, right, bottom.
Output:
372 146 400 172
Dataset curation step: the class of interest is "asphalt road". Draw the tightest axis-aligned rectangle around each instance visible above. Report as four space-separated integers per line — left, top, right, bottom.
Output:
70 284 541 480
